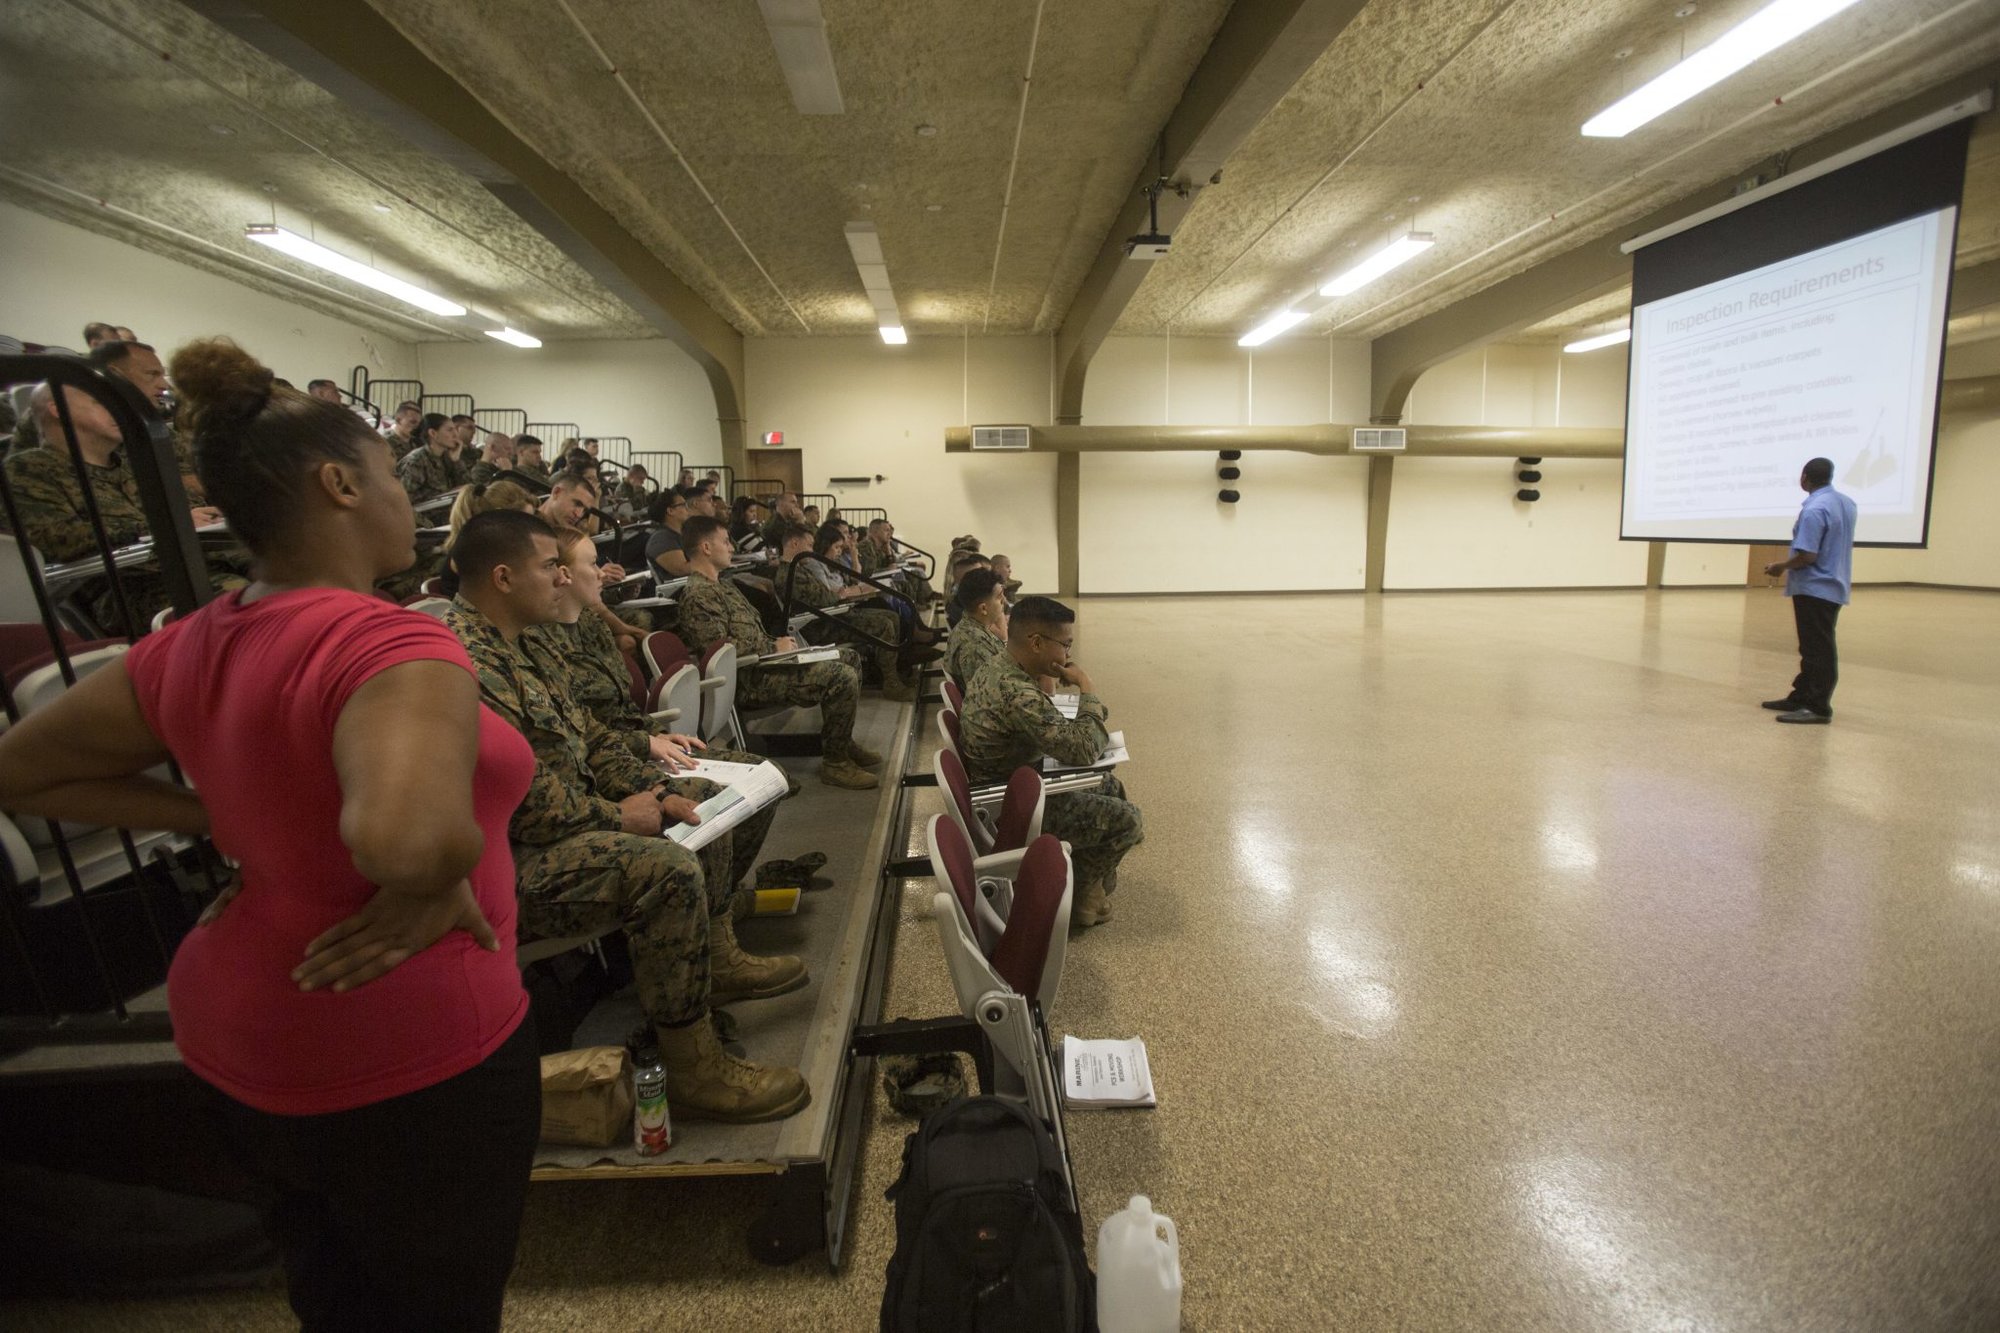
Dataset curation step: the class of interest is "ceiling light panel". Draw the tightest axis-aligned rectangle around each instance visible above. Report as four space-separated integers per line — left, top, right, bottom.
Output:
245 225 465 316
485 327 543 348
844 221 908 344
757 0 845 115
1320 233 1436 297
1582 0 1867 138
1239 310 1308 347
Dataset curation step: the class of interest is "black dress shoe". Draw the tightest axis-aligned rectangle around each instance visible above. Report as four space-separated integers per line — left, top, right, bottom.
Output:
1762 698 1799 710
1775 709 1831 724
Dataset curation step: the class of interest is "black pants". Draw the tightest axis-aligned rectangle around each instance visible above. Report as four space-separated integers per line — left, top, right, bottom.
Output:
1789 594 1842 716
201 1015 542 1333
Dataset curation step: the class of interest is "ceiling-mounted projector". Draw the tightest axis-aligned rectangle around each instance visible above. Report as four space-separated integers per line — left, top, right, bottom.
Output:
1125 232 1171 260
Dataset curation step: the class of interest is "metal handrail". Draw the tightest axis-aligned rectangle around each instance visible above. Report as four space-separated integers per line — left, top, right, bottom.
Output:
474 407 528 437
774 551 899 653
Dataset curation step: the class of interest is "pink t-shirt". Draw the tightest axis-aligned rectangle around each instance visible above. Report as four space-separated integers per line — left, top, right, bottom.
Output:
126 588 534 1115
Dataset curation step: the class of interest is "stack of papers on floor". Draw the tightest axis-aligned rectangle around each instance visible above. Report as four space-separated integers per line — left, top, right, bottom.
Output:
1062 1036 1156 1110
665 760 790 851
1045 729 1127 772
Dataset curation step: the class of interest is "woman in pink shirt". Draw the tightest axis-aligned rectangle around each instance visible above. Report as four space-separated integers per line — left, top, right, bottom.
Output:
0 339 539 1331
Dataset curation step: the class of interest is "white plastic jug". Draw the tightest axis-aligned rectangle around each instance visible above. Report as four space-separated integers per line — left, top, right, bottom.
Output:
1096 1194 1181 1332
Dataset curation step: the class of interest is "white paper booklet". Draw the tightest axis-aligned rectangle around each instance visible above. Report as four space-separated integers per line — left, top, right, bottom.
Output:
664 760 790 851
759 645 841 666
1062 1035 1156 1110
1044 729 1128 772
1052 691 1081 719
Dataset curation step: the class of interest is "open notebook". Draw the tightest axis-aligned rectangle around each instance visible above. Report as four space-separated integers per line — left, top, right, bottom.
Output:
1044 729 1128 773
664 759 790 851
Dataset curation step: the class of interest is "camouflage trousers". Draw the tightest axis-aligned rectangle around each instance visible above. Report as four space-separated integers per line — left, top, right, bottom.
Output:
806 607 902 685
737 650 863 755
513 822 733 1030
1043 773 1142 893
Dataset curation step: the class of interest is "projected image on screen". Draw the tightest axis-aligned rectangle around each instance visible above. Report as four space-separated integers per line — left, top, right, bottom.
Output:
1622 207 1955 545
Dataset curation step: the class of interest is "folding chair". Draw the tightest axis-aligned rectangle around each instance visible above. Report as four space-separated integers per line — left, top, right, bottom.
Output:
934 750 1045 860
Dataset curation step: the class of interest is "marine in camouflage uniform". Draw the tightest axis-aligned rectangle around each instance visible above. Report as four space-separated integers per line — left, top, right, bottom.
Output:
522 611 799 889
614 478 651 514
514 454 552 487
777 556 913 699
465 458 504 487
859 535 936 606
397 443 468 504
943 613 1006 693
677 568 876 766
2 443 235 634
959 651 1143 898
448 596 739 1029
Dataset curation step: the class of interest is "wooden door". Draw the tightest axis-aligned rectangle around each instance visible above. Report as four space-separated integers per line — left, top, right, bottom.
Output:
750 447 802 495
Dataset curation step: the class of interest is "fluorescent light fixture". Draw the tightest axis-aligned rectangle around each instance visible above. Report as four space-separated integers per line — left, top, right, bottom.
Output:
1320 233 1435 297
757 0 845 114
845 221 908 344
246 225 464 316
1238 309 1308 347
485 327 542 349
1563 328 1632 354
1582 0 1865 138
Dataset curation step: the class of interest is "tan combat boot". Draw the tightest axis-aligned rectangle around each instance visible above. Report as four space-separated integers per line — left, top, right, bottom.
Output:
846 738 883 767
881 660 917 703
709 911 809 1003
819 744 880 789
655 1017 811 1123
1070 877 1112 928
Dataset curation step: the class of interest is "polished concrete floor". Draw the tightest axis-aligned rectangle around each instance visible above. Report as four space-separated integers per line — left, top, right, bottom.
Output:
13 587 2000 1331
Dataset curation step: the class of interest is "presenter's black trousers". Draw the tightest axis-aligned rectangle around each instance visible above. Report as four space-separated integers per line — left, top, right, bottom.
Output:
200 1014 542 1333
1789 593 1842 717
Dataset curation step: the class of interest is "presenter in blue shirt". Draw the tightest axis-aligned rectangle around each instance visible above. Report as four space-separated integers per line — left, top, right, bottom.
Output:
1761 457 1857 724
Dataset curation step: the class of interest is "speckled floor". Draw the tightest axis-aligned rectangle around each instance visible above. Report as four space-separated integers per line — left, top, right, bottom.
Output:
12 587 2000 1331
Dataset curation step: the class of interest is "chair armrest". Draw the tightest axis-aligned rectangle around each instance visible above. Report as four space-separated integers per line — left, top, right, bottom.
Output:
648 707 682 724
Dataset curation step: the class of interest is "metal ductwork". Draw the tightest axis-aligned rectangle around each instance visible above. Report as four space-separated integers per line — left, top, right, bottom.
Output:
1940 373 2000 417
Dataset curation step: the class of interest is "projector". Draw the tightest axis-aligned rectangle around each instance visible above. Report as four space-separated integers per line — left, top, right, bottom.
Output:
1125 232 1172 260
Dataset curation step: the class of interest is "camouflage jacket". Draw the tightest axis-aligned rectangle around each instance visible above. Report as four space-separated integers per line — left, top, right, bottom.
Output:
959 653 1110 783
858 541 896 576
944 616 1006 691
613 480 650 513
384 430 420 462
677 569 774 657
2 444 149 561
522 613 657 762
775 557 846 612
445 598 664 847
758 514 790 550
397 445 466 503
515 456 552 485
465 460 503 487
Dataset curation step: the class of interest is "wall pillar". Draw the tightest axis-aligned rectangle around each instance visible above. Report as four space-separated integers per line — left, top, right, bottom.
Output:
1057 452 1081 598
1646 541 1667 589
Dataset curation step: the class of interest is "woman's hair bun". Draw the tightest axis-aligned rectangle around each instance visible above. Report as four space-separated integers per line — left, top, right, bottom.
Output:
169 336 275 427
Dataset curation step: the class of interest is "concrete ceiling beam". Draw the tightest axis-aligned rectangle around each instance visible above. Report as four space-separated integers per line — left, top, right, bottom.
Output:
1051 0 1369 424
1369 61 2000 424
181 0 749 460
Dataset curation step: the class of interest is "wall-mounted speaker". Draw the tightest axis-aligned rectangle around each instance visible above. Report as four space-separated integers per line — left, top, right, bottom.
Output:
1219 449 1242 461
1218 466 1241 481
1218 489 1240 503
1515 488 1541 502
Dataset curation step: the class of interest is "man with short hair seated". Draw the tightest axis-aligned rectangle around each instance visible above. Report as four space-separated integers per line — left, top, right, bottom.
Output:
775 522 917 702
383 401 422 460
677 515 881 790
467 433 516 485
3 382 227 633
445 511 809 1123
538 469 598 529
759 491 804 549
959 596 1142 928
513 434 551 485
89 338 204 501
944 567 1009 691
614 463 651 515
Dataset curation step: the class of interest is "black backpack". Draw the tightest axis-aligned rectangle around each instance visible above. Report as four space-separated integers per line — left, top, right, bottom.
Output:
881 1096 1096 1332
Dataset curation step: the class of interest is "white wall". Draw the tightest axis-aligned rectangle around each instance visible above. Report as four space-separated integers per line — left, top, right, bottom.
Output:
0 199 414 387
1078 335 1372 592
745 335 1059 592
1389 343 1642 588
415 338 717 464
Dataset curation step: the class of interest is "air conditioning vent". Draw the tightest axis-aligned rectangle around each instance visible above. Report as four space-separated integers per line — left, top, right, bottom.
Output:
1352 427 1406 452
970 425 1031 451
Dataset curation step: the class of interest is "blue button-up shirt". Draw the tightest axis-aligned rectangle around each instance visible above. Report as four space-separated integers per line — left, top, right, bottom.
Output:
1786 485 1857 605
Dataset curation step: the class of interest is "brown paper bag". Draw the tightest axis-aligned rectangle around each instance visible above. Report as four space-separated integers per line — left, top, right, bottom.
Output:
539 1046 634 1147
